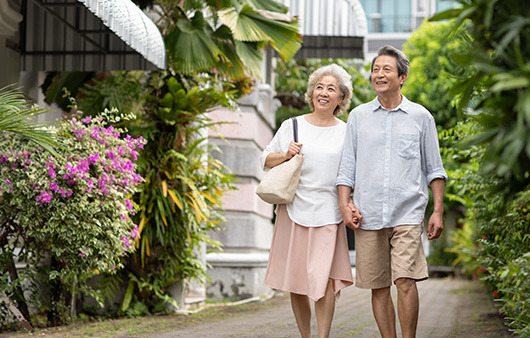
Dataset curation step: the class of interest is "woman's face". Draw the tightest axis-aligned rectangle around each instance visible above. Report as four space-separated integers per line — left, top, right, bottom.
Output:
312 75 343 114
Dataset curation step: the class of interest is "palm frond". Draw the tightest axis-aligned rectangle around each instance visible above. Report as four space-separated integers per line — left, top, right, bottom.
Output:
165 12 226 74
0 86 61 155
218 6 270 41
234 40 264 79
242 0 288 13
219 5 301 60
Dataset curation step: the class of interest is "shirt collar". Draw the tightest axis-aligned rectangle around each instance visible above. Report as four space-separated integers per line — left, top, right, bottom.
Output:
371 95 410 114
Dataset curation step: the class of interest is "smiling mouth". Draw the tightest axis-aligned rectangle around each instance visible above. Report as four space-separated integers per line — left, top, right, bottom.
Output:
318 99 329 104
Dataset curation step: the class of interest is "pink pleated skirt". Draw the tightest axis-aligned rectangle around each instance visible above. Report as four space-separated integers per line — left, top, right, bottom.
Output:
264 205 354 302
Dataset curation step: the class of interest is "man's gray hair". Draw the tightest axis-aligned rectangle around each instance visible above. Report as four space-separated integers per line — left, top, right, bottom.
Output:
371 45 409 77
305 63 353 116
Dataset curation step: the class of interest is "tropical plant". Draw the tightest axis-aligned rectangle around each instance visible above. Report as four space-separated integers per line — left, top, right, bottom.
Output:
76 72 239 314
430 0 530 198
0 109 144 326
157 0 301 80
0 86 58 154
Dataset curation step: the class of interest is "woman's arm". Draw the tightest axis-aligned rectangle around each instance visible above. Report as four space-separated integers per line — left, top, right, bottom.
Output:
264 142 303 168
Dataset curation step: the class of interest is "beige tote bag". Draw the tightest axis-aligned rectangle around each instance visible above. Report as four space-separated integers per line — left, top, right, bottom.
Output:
256 117 303 204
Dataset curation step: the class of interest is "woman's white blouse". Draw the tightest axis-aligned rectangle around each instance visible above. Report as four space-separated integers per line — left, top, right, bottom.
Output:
260 116 347 227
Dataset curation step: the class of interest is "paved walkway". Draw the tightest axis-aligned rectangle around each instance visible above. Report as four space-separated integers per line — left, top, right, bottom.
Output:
154 277 513 337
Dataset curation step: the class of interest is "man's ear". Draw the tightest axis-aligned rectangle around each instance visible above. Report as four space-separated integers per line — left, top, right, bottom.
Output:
400 73 408 85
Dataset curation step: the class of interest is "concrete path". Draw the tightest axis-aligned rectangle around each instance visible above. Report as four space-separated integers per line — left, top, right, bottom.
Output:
153 277 514 337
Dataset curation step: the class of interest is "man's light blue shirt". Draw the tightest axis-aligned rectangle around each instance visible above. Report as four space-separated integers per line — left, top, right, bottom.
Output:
336 95 447 230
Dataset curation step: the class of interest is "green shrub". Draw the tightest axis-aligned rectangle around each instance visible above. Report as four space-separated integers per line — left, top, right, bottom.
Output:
0 110 144 326
474 190 530 334
442 120 529 334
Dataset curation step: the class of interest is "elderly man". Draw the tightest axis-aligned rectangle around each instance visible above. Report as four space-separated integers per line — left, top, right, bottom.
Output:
337 45 447 338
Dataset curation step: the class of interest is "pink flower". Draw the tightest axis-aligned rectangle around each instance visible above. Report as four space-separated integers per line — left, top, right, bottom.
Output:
74 129 86 139
49 182 59 192
35 190 53 206
5 179 10 185
130 225 139 239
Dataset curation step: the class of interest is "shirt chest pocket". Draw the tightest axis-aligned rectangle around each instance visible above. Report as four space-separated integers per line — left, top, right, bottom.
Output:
397 134 419 160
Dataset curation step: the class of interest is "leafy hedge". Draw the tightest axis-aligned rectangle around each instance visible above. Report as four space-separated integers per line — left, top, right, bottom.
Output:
442 121 530 335
475 189 530 335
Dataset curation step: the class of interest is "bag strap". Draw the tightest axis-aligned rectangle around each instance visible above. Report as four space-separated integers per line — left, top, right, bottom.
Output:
291 117 298 143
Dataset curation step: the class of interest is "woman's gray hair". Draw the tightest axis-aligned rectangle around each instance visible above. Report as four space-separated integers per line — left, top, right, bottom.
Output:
371 45 409 77
304 63 353 116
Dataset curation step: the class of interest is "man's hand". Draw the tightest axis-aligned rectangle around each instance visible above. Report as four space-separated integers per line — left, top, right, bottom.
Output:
427 178 445 240
426 211 443 240
340 199 363 230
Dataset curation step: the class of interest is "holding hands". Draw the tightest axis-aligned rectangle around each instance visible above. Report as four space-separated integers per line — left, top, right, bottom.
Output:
340 199 363 230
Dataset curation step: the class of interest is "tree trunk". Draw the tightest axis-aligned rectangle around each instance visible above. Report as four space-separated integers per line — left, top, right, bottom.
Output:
47 255 66 326
6 256 31 321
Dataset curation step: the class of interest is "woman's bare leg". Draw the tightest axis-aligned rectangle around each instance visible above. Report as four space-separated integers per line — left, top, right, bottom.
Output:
291 293 311 338
315 279 335 338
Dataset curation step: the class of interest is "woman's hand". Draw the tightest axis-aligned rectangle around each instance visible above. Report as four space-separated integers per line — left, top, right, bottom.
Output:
340 199 363 230
286 142 302 159
264 142 303 168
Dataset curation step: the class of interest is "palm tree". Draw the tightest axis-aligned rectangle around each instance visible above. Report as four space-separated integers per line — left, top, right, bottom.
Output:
0 86 59 155
156 0 301 79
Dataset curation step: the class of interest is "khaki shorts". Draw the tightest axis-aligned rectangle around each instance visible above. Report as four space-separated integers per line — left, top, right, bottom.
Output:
354 225 428 289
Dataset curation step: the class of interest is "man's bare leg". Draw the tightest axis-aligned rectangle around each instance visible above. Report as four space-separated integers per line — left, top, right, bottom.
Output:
372 286 397 338
395 278 419 338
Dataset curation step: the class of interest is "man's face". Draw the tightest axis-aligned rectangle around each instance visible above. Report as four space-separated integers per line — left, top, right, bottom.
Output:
371 55 407 96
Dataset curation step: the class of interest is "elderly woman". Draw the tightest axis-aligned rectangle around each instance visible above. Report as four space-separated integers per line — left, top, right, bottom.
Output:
260 64 354 338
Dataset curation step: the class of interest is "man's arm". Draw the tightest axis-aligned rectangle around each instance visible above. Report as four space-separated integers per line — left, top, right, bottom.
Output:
427 178 445 240
338 185 363 230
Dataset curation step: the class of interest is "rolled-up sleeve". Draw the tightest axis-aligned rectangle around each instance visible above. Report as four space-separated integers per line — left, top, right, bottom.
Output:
336 112 356 188
422 115 448 184
260 119 292 170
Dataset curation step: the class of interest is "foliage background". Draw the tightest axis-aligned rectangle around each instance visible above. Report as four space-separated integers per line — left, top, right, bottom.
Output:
428 0 530 334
